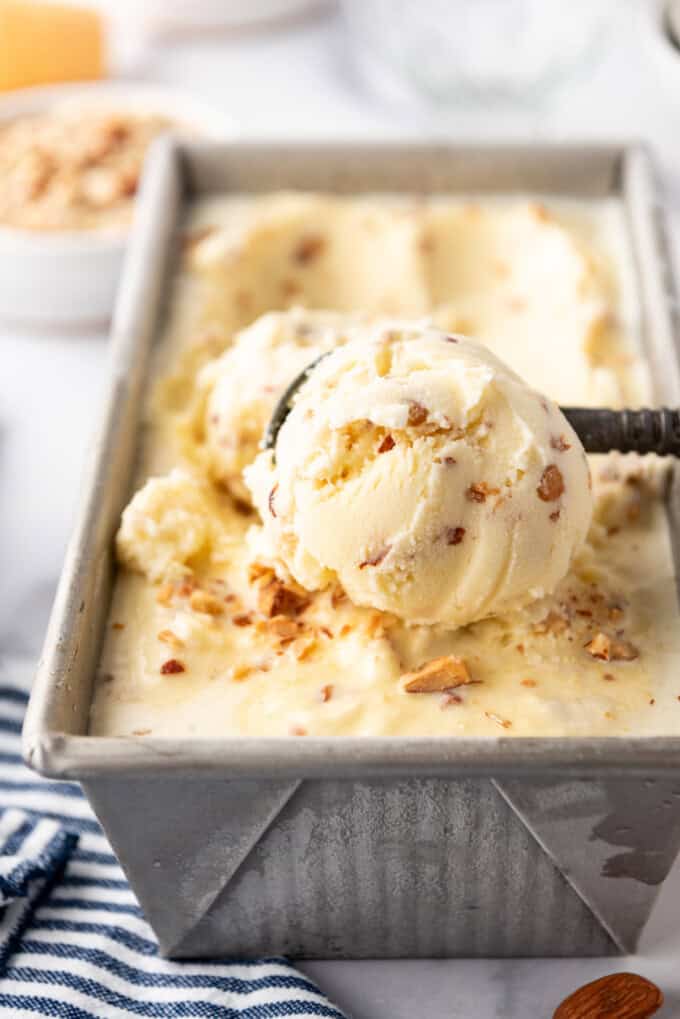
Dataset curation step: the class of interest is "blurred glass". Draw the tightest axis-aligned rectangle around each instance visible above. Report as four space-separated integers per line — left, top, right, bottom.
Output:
340 0 616 108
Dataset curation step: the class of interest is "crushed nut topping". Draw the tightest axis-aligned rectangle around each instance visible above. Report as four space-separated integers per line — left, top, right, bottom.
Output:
160 659 185 675
155 583 174 606
319 684 333 702
378 434 395 453
257 577 309 618
111 622 125 630
268 484 278 517
550 434 572 452
549 509 561 522
266 616 301 643
229 663 252 682
157 629 184 649
485 711 512 729
291 635 318 660
189 590 224 616
444 526 466 546
407 401 429 426
248 561 276 586
402 655 473 693
533 611 569 636
359 546 390 569
293 233 325 265
232 612 254 627
585 632 639 662
537 464 565 502
520 678 537 687
467 482 499 503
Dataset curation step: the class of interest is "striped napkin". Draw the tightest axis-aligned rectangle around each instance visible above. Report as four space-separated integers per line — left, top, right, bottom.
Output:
0 666 346 1018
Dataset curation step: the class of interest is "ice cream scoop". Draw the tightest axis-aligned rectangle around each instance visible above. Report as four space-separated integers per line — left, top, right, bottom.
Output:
246 324 594 628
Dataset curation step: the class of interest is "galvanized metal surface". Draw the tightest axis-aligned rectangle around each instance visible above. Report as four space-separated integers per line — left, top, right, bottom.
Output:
22 141 680 957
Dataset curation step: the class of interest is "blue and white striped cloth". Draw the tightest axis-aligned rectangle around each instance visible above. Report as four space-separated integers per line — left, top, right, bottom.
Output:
0 666 346 1018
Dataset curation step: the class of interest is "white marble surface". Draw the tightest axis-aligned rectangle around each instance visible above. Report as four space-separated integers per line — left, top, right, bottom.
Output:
3 4 680 1015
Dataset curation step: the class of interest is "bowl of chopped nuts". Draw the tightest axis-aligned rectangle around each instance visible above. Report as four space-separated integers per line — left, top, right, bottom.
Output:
0 81 234 326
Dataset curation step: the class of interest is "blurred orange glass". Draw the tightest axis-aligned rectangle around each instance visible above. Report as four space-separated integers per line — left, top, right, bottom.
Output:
0 1 104 91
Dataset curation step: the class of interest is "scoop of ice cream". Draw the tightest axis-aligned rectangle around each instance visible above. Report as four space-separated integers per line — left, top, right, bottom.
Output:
117 469 216 582
200 309 356 503
246 324 593 628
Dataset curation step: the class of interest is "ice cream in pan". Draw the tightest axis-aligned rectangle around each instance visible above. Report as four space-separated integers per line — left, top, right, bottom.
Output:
94 194 680 739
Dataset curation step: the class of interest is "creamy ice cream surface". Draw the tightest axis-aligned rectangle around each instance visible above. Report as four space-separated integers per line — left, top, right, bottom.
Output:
90 192 680 739
247 326 592 627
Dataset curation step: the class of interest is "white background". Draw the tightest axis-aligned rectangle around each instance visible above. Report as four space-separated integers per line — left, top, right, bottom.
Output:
3 3 680 1015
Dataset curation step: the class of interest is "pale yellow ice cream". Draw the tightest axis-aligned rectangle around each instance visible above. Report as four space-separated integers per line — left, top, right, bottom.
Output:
90 193 680 740
246 325 593 627
199 308 356 502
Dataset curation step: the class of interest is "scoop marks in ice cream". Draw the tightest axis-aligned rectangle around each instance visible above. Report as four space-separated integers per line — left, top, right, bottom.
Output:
246 325 593 628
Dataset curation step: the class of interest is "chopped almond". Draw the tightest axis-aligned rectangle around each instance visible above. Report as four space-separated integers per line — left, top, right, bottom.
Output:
155 583 174 606
319 684 333 702
267 615 301 642
258 577 309 618
359 546 390 569
485 711 512 729
189 590 224 616
157 629 184 649
160 658 185 675
407 401 428 426
291 635 318 660
378 434 395 454
248 561 276 586
520 678 537 688
611 638 639 662
402 655 473 693
533 611 568 636
444 526 466 546
229 663 252 682
294 233 325 264
268 484 278 517
537 464 564 502
330 585 347 608
467 482 499 503
585 632 611 661
232 612 253 627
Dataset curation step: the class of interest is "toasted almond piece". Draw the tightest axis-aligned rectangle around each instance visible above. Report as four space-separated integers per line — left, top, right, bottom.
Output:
155 583 174 606
160 658 185 675
485 711 512 729
520 678 537 688
330 584 347 608
359 545 390 569
189 590 224 616
407 401 428 426
232 612 253 627
258 578 309 618
585 632 612 661
157 629 184 649
248 561 276 586
537 464 565 502
552 971 663 1019
611 638 639 662
533 611 569 636
267 616 301 642
291 635 318 661
402 655 472 693
228 663 252 682
319 683 333 702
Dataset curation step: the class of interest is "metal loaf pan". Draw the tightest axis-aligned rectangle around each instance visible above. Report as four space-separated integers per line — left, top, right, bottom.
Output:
23 141 680 958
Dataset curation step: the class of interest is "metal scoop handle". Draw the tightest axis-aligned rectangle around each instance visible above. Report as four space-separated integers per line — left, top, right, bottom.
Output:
264 356 680 457
563 407 680 456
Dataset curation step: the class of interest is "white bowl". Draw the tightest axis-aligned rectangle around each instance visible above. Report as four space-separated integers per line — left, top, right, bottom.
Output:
0 81 236 328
